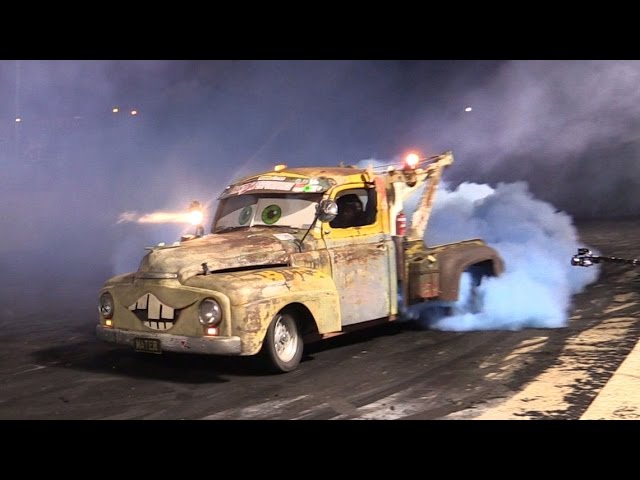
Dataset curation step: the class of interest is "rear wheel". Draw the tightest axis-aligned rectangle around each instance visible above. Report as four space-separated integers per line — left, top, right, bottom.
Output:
404 264 492 328
457 265 490 314
263 313 303 373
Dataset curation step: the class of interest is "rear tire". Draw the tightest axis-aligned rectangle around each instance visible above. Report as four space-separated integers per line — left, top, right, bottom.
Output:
459 266 488 314
263 313 303 373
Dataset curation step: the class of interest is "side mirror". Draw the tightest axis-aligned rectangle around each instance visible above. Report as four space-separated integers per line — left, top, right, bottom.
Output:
317 199 338 222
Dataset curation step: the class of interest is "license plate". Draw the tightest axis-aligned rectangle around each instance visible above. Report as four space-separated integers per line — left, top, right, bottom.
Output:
133 337 162 354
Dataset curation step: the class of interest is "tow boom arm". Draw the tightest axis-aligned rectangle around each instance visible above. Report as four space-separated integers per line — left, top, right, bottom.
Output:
383 151 454 238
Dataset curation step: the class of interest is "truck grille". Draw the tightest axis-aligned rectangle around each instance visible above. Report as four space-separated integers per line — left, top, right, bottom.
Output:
127 293 182 331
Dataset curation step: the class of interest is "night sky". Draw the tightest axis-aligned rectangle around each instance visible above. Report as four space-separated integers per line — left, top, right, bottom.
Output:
1 60 638 318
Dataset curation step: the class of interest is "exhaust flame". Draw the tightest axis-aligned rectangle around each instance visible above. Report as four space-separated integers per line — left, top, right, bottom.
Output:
188 210 204 226
117 210 204 225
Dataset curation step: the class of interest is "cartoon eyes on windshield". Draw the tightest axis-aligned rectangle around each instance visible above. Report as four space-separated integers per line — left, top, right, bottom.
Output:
238 206 253 225
261 204 282 225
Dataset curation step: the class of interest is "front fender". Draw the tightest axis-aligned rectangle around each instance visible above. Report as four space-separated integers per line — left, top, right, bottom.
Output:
185 267 341 354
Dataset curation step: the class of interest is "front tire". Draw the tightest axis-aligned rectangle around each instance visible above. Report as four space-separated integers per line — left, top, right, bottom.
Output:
263 313 303 373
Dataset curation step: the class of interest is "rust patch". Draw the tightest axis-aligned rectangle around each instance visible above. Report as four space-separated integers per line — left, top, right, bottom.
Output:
279 269 308 283
291 250 332 276
333 246 385 264
243 304 267 333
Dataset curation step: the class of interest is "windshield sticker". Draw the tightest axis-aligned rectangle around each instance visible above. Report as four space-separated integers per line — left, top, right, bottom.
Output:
222 175 332 197
225 181 257 196
261 204 282 224
257 175 287 181
224 180 293 196
254 180 294 191
238 206 253 225
292 184 324 193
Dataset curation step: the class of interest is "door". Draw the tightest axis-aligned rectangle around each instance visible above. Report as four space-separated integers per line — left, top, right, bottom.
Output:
322 187 394 326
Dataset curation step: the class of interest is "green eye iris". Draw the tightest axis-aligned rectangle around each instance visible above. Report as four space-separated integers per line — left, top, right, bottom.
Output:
238 206 253 225
261 204 282 224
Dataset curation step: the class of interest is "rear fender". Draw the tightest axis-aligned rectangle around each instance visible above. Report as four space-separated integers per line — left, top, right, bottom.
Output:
436 243 504 301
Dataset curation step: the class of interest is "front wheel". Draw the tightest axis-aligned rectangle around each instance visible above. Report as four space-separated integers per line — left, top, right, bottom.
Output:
263 313 303 373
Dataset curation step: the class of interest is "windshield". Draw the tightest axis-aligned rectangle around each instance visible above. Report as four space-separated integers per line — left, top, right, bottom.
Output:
212 193 323 233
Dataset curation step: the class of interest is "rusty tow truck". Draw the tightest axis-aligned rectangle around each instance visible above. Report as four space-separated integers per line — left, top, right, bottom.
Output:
97 151 504 372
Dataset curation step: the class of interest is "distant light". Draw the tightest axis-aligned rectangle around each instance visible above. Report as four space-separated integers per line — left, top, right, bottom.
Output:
130 110 138 116
206 327 218 336
464 106 473 112
274 164 287 172
112 107 119 113
15 117 21 123
105 319 113 327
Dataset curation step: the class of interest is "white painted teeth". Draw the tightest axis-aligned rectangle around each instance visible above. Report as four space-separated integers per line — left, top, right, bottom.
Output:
129 293 178 330
128 294 176 320
143 321 174 330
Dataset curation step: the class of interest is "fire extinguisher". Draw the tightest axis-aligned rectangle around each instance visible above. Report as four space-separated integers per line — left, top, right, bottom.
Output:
396 211 407 236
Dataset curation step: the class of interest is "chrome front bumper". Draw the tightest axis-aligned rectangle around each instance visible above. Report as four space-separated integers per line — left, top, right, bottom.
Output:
96 325 242 355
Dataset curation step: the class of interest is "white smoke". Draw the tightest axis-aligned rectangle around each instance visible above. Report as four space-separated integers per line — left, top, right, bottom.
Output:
116 211 138 224
112 202 211 275
110 222 187 275
411 61 640 218
404 181 600 331
424 61 640 168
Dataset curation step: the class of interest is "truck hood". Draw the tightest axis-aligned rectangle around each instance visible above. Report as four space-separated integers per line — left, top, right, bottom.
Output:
137 229 300 282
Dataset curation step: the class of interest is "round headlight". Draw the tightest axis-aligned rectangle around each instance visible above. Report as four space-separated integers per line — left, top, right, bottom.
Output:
99 292 114 319
198 298 222 326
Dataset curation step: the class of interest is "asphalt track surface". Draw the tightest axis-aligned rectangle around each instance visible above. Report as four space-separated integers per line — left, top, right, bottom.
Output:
1 219 639 420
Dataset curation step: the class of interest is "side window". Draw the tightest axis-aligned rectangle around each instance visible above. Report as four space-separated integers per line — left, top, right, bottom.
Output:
330 188 377 229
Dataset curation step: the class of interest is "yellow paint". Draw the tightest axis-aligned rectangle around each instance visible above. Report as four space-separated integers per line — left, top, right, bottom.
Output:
102 265 341 356
322 182 387 240
232 167 370 191
98 151 504 364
